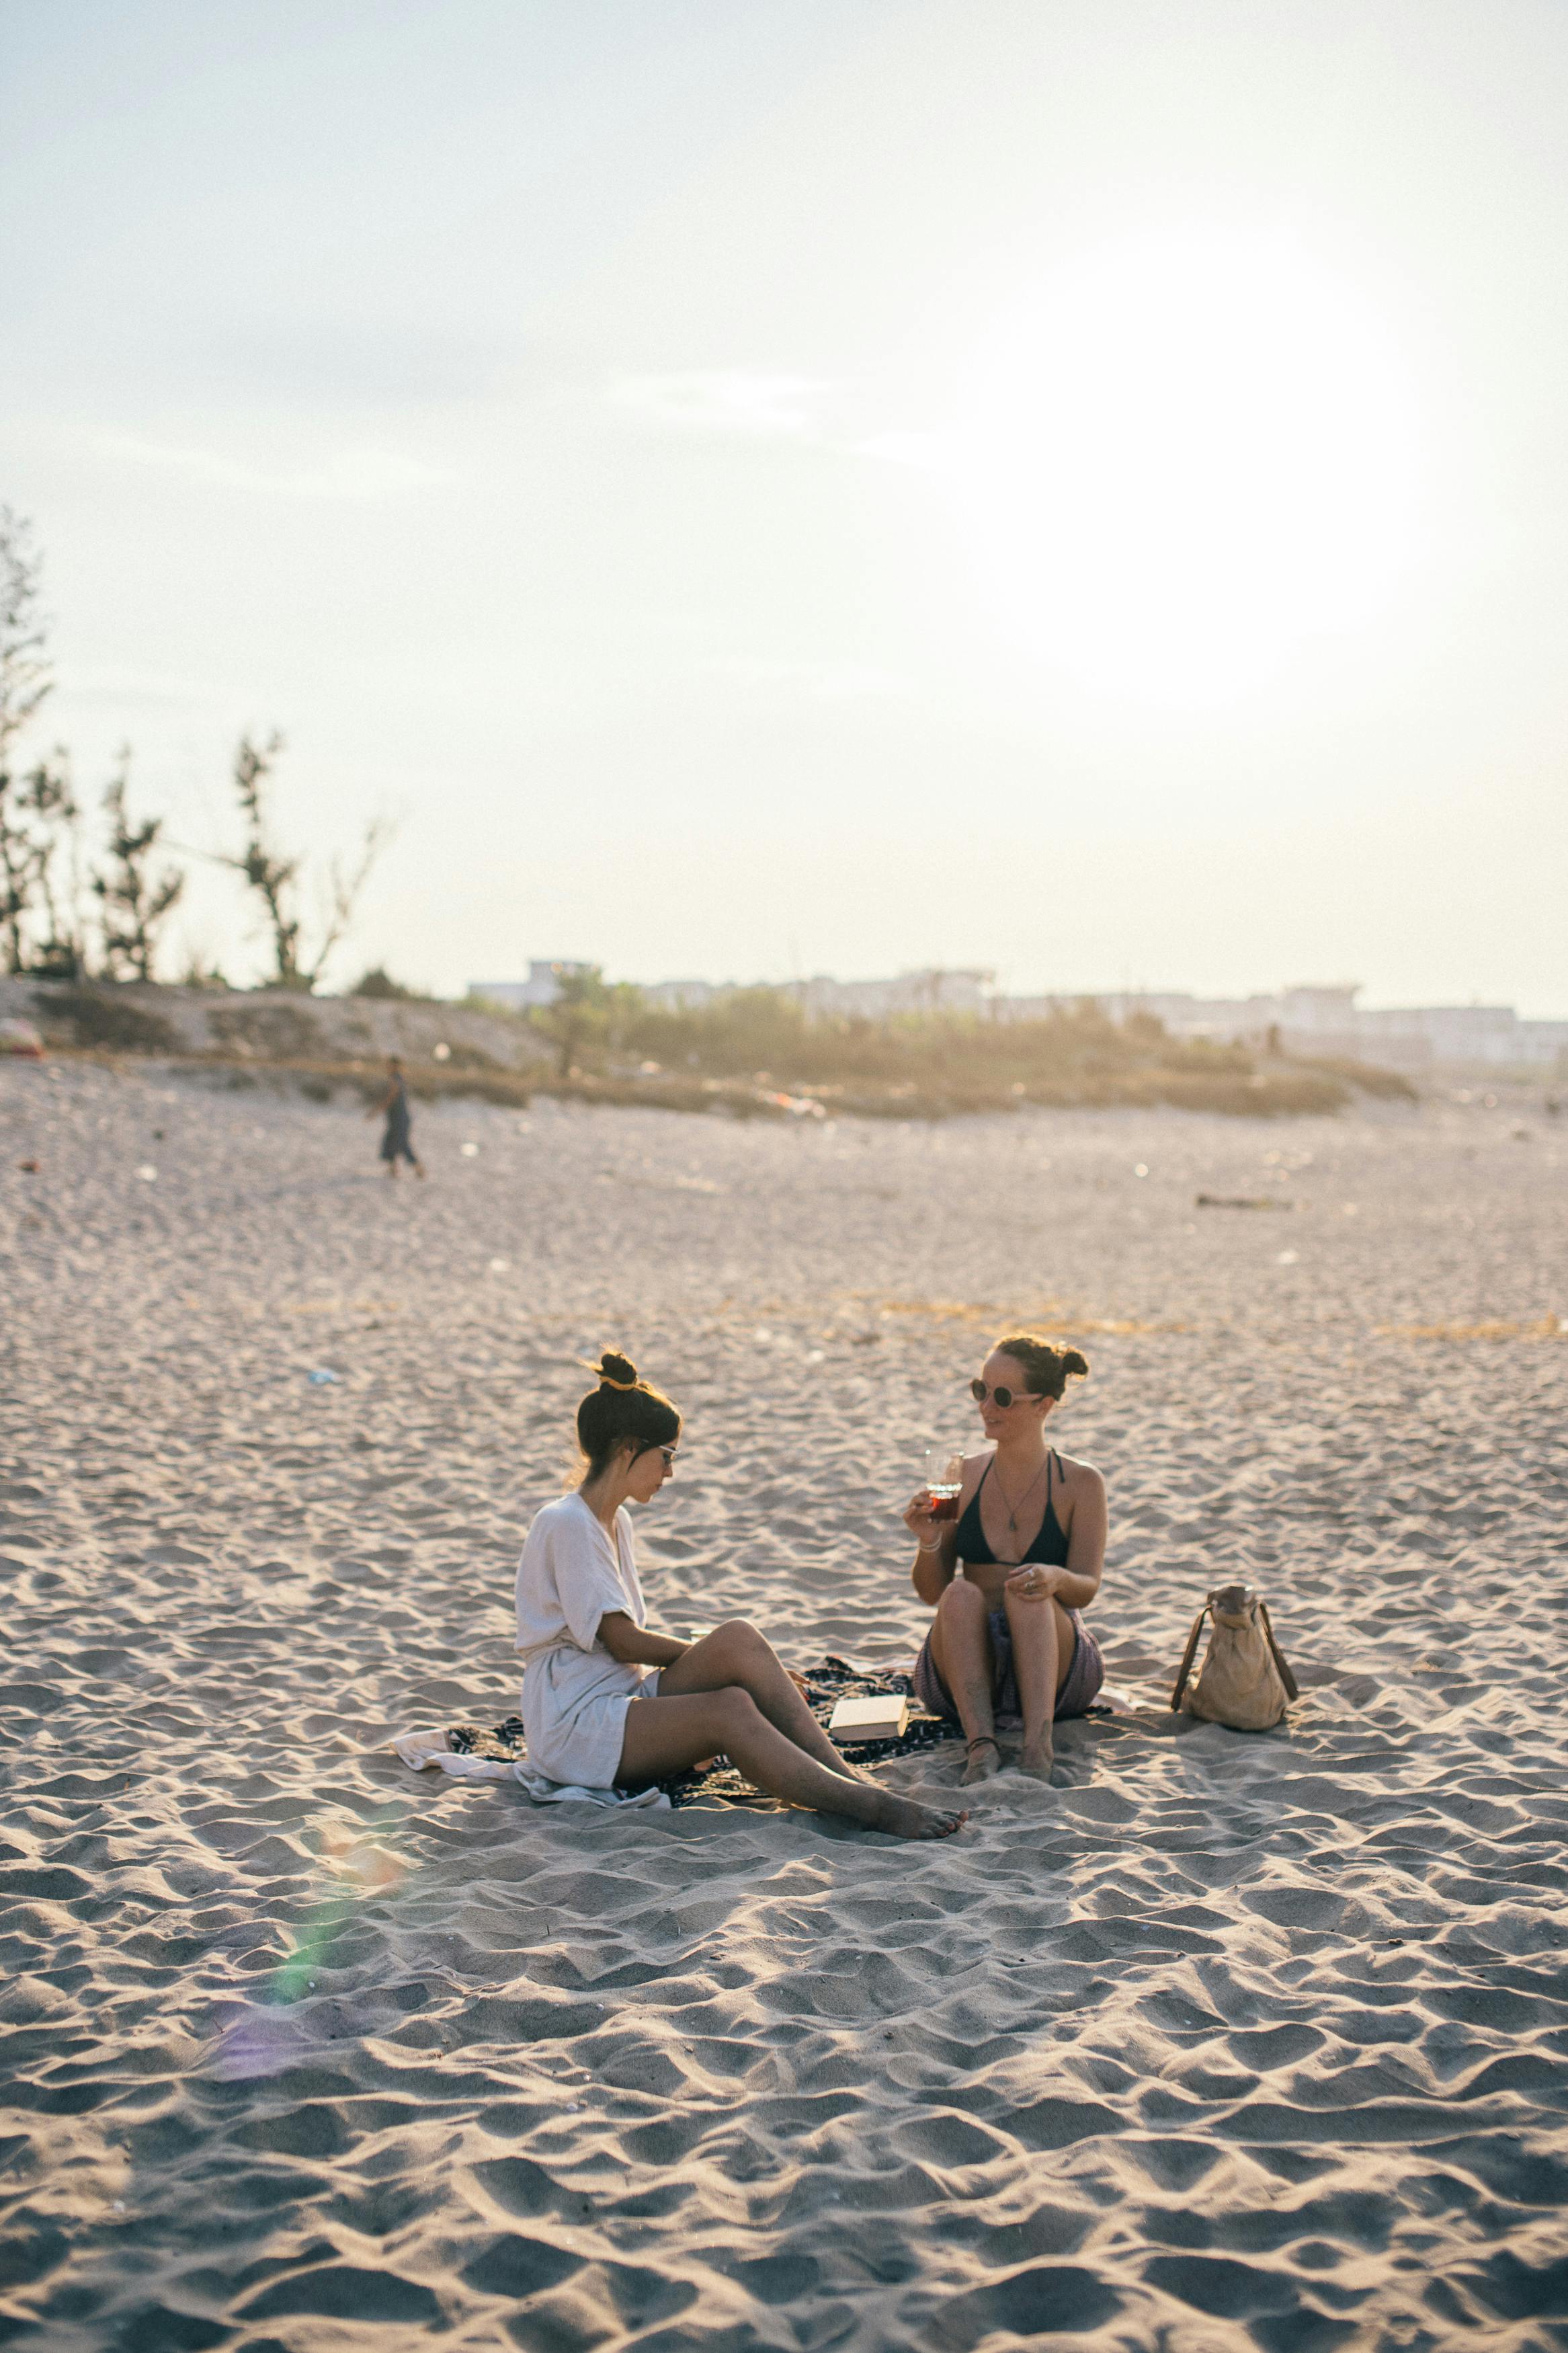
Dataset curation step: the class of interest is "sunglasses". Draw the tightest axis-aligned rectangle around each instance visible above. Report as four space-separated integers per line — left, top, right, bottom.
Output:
970 1378 1040 1410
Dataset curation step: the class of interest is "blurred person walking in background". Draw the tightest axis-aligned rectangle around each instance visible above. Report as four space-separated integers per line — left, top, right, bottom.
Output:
369 1057 424 1180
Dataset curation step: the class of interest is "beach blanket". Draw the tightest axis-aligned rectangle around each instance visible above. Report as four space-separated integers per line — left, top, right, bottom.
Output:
395 1658 956 1809
392 1726 671 1808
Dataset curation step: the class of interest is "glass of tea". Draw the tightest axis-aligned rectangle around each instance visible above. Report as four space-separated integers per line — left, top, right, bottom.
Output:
921 1445 964 1521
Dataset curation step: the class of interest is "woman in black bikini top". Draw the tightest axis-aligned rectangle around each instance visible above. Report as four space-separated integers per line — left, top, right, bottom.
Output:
903 1332 1107 1786
952 1450 1071 1568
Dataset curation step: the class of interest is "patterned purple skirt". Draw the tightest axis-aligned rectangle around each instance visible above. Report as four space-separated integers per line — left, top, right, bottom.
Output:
911 1603 1104 1724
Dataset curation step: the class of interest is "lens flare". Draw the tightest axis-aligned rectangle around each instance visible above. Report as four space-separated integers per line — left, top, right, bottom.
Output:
209 1811 411 2079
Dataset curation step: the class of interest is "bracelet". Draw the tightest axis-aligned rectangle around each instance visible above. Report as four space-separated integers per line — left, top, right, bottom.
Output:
917 1538 944 1555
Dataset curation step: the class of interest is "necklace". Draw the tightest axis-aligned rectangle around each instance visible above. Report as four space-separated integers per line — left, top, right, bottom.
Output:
991 1453 1049 1535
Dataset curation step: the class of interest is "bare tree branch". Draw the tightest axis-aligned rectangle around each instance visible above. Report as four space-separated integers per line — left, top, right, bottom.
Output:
22 752 88 978
0 766 44 974
0 510 58 972
0 508 52 765
306 814 392 990
214 732 392 990
92 748 186 982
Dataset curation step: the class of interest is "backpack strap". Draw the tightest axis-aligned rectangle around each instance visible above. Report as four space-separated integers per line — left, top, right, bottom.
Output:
1170 1604 1209 1712
1257 1601 1299 1702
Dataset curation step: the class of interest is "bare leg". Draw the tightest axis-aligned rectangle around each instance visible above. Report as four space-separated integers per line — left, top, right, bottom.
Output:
1002 1591 1076 1777
615 1688 966 1841
927 1580 1001 1784
658 1621 854 1777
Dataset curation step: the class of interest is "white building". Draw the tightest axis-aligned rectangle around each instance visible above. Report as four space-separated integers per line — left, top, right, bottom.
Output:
788 967 995 1020
468 961 591 1012
1017 983 1568 1072
637 978 723 1012
610 967 997 1019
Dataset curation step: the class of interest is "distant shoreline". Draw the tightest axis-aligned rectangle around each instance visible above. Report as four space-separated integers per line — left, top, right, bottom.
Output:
3 973 1432 1121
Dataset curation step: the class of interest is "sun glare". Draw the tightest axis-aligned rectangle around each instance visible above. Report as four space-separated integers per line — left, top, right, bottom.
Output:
939 226 1423 703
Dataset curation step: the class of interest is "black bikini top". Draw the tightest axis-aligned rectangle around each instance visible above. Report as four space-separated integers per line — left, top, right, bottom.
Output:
955 1451 1069 1567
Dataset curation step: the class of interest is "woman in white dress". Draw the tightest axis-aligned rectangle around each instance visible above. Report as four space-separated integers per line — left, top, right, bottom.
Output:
516 1352 966 1840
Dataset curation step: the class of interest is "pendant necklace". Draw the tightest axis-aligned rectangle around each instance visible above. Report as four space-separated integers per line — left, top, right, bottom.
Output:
991 1453 1048 1536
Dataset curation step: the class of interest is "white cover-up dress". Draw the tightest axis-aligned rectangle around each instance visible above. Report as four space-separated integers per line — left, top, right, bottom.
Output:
515 1493 659 1789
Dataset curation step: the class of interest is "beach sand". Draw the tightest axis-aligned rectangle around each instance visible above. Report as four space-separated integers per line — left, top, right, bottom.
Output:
3 1061 1566 2350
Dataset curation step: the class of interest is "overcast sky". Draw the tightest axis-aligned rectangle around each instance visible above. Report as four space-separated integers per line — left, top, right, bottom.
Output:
3 0 1566 1010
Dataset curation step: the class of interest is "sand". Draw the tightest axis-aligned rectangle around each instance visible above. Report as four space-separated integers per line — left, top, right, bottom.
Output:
3 1059 1567 2351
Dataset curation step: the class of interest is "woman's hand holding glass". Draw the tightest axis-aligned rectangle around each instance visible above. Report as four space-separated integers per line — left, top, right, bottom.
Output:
906 1448 964 1553
903 1490 944 1552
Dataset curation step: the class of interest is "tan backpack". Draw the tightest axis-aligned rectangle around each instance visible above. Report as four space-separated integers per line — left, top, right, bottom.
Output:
1171 1584 1298 1731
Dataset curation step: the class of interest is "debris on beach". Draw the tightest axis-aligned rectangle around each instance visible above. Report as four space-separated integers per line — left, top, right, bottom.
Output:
757 1088 827 1119
1195 1191 1294 1209
0 1017 44 1058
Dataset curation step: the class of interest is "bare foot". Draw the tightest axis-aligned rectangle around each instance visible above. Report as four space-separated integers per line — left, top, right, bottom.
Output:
962 1736 1002 1786
1016 1739 1055 1782
871 1792 968 1839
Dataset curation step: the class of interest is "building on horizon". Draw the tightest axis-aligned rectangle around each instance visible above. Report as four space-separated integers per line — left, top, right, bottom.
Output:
468 961 592 1012
1070 983 1568 1072
468 964 1568 1073
788 967 995 1020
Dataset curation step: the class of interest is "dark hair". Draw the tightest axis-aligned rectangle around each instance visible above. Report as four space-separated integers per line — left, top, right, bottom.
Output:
575 1351 682 1478
991 1333 1089 1400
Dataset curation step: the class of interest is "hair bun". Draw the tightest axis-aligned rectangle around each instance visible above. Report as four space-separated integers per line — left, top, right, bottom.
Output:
597 1349 639 1390
993 1330 1090 1399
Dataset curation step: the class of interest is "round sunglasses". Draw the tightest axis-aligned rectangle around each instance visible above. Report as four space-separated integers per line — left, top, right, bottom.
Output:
969 1378 1041 1410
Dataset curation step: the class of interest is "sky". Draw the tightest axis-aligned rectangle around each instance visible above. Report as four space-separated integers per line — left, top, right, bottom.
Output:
3 0 1567 1011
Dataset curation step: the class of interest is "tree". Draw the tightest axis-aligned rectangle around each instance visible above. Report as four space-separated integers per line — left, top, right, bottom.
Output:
0 509 56 973
532 965 641 1078
351 964 415 999
22 755 89 978
0 751 88 976
532 964 607 1078
218 731 389 992
0 507 50 764
92 750 185 982
0 765 42 974
178 949 231 990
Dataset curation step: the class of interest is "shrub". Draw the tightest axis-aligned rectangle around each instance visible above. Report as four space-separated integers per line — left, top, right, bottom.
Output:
35 984 179 1053
351 965 417 1000
1286 1053 1417 1103
208 1000 323 1057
